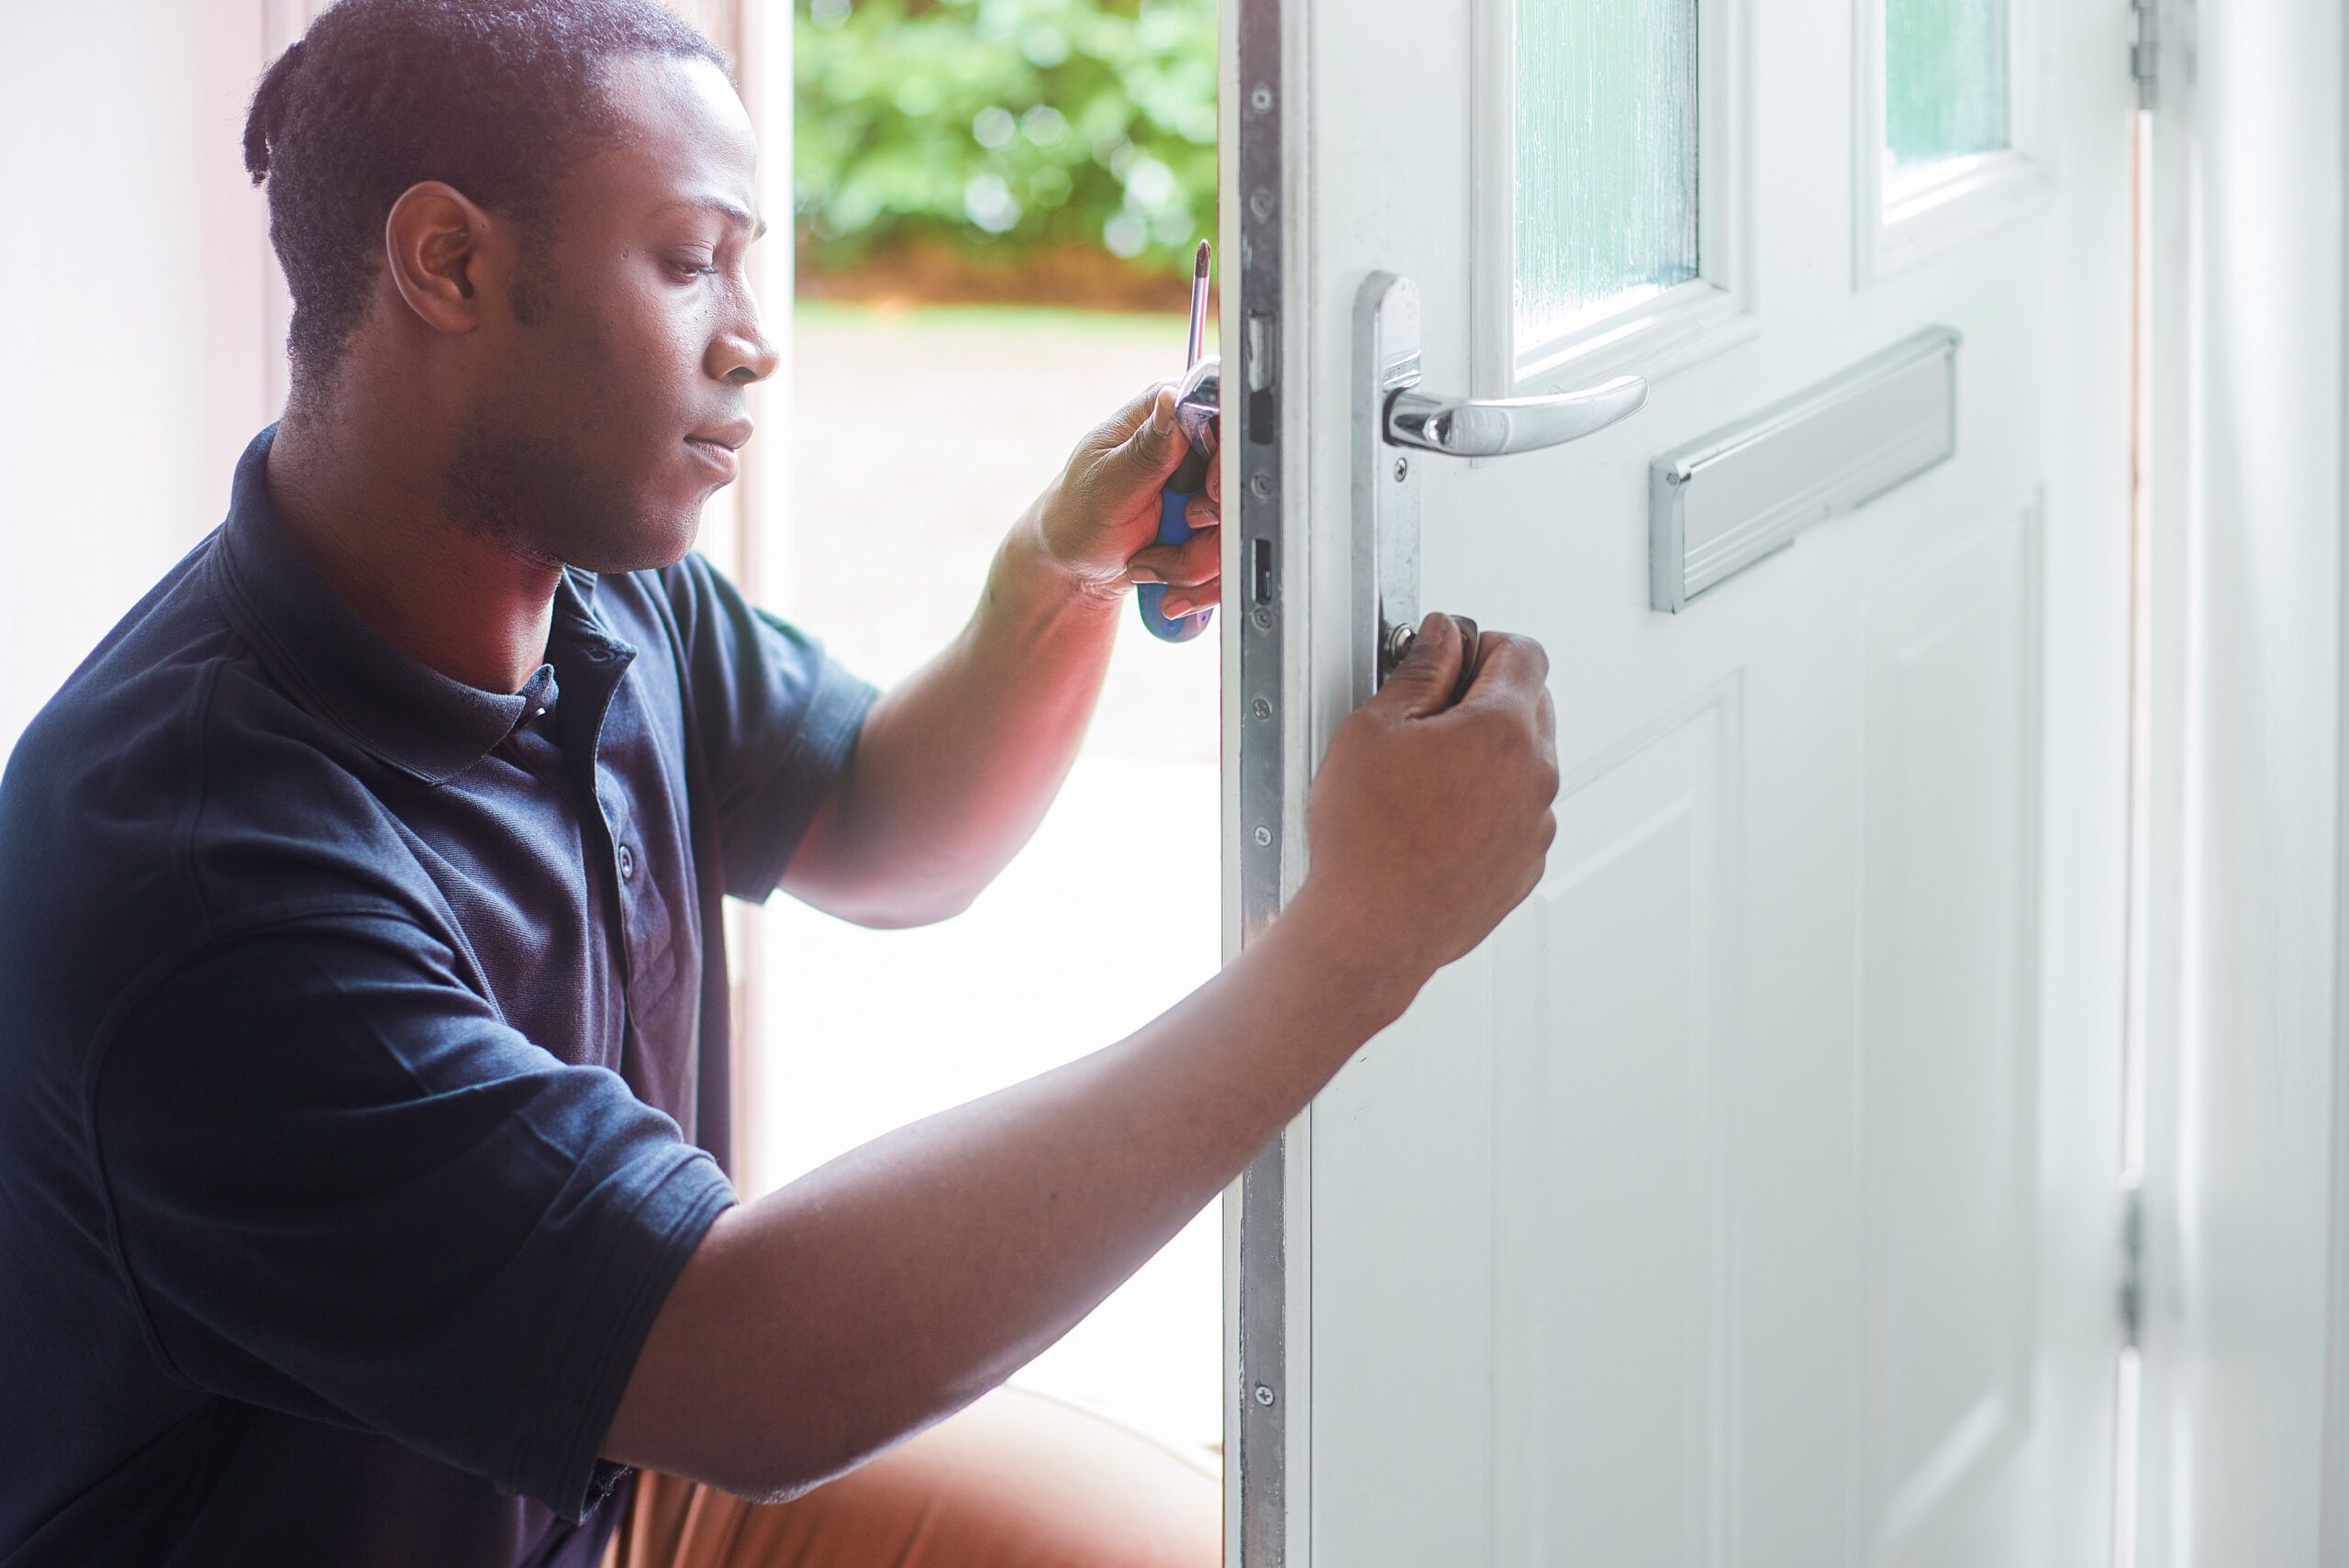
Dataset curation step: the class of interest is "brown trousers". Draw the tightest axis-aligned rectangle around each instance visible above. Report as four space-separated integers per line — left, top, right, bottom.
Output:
599 1386 1220 1568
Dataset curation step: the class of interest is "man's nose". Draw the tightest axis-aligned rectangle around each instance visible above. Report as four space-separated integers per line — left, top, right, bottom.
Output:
710 303 779 386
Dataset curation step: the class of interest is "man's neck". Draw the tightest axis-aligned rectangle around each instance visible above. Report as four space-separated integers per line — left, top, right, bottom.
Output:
264 404 562 695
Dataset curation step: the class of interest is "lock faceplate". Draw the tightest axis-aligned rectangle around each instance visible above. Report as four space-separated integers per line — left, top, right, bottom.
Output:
1353 272 1424 701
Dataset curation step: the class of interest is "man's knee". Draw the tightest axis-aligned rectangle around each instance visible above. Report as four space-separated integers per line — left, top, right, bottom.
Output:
619 1385 1220 1568
804 1385 1219 1568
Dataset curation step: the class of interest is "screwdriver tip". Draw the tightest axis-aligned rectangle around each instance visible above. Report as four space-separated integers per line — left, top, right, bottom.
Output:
1193 239 1211 278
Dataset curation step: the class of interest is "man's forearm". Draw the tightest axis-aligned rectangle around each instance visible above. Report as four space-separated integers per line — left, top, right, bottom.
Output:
601 884 1412 1501
787 513 1125 927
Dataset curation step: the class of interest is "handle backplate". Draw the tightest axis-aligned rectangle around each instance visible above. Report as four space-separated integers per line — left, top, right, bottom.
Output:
1353 272 1648 696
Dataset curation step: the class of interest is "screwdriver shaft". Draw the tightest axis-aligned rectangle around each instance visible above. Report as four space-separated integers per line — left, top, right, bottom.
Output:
1185 240 1210 372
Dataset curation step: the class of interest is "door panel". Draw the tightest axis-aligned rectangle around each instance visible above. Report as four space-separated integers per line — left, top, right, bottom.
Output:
1227 0 2135 1556
1492 692 1739 1568
1857 506 2041 1562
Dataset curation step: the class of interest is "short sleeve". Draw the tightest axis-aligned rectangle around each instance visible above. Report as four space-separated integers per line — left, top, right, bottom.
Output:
89 915 740 1522
661 553 883 901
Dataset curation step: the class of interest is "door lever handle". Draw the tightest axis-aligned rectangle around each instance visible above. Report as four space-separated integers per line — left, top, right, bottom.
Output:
1386 376 1648 457
1354 272 1653 700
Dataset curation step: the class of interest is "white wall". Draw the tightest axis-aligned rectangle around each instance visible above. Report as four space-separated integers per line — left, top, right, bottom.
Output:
0 2 273 762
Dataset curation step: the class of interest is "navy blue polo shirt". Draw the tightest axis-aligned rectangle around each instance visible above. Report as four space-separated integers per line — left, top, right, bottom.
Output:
0 426 883 1567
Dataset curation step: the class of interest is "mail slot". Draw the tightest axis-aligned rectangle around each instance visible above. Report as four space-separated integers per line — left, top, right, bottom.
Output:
1649 327 1961 612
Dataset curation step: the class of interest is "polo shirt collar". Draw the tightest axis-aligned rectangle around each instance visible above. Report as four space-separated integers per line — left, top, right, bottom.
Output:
208 425 634 787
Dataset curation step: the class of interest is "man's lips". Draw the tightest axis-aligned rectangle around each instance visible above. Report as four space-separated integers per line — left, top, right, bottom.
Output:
687 418 753 451
685 420 751 480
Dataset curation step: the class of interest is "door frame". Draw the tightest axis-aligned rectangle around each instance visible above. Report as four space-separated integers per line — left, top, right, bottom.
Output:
2132 0 2349 1559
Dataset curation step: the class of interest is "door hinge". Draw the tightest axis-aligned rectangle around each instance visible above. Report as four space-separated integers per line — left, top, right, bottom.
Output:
2118 1181 2145 1350
2131 0 2161 110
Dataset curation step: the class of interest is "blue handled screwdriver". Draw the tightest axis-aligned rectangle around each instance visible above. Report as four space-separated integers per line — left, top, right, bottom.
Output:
1137 240 1217 643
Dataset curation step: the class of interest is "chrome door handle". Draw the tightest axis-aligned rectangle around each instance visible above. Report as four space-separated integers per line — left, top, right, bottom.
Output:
1386 377 1647 457
1354 272 1650 699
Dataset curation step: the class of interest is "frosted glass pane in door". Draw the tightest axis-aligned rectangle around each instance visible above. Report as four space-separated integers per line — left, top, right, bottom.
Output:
1885 0 2009 169
1514 0 1698 349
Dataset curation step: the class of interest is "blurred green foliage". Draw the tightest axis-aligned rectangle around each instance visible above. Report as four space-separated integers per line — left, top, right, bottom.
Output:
794 0 1217 280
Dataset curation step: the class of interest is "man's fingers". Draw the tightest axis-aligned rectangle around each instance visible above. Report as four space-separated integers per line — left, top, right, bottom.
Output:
1452 631 1551 707
1127 525 1220 587
1160 578 1221 617
1373 613 1465 720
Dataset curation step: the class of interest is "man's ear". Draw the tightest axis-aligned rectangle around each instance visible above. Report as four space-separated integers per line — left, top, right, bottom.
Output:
382 180 509 339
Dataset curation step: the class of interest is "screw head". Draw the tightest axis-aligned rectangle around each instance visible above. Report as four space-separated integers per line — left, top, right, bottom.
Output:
1253 1383 1276 1407
1252 825 1273 848
1252 696 1273 721
1252 607 1273 629
1250 84 1274 113
1394 456 1409 482
1249 188 1274 219
1250 473 1274 497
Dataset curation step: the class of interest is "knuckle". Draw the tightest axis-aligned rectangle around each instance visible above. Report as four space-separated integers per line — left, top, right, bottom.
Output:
1490 631 1547 684
1129 380 1174 427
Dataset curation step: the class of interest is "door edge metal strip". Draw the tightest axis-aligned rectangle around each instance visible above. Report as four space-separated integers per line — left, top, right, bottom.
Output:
1233 1 1297 1566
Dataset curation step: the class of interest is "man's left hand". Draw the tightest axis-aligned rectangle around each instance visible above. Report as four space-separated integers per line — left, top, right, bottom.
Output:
1028 382 1223 615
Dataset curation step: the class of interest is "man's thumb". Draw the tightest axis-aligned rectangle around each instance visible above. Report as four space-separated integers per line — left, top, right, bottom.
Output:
1119 387 1186 480
1377 612 1461 717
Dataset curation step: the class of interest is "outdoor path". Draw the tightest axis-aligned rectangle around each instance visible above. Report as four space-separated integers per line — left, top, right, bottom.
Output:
754 306 1226 1461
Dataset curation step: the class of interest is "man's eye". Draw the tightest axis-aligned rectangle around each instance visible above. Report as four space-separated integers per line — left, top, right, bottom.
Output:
670 258 719 279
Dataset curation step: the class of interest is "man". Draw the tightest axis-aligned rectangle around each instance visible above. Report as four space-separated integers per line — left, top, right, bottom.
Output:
0 2 1558 1565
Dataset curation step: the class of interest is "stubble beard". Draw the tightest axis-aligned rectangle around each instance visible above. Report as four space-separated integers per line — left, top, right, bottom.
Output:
440 251 702 575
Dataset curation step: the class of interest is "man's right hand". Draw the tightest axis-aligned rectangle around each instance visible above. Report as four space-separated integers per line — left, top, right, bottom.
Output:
1291 610 1560 991
603 612 1559 1506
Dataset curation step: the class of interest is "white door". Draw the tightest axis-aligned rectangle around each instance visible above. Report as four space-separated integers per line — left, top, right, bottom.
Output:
1219 0 2137 1563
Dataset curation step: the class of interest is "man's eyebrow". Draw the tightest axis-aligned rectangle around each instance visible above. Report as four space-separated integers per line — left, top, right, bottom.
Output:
660 196 769 240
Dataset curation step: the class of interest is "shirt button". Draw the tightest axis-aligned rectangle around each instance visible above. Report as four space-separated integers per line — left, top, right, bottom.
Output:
617 843 637 882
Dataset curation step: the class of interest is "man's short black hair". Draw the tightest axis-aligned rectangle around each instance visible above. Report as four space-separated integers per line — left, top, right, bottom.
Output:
243 0 728 393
